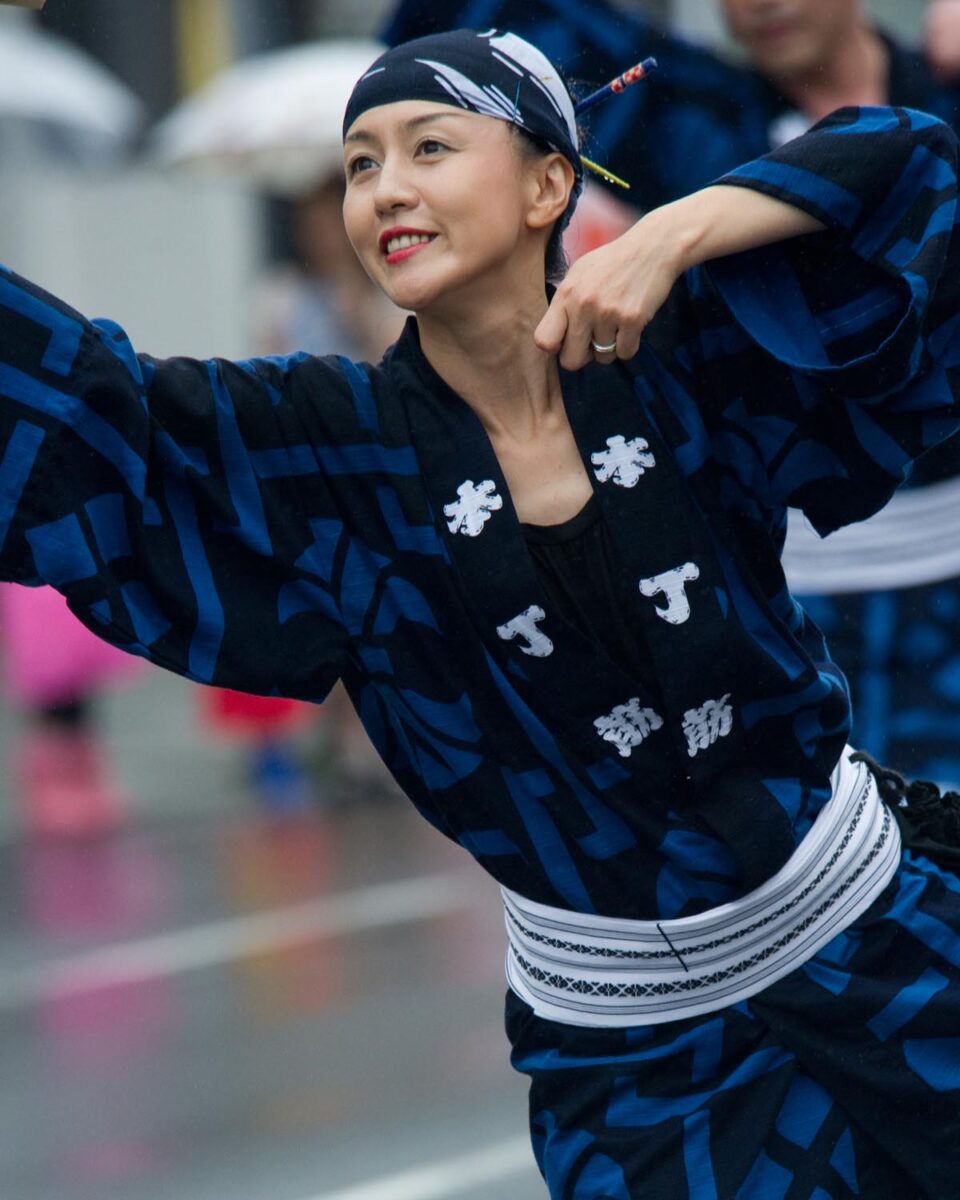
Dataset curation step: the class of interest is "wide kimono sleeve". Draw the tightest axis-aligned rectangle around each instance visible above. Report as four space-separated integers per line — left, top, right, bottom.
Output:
0 266 354 701
693 106 960 535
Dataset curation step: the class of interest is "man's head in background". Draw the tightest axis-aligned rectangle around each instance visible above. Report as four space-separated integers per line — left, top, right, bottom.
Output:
718 0 866 78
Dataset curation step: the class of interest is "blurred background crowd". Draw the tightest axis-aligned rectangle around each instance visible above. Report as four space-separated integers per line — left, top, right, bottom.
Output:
0 2 953 1199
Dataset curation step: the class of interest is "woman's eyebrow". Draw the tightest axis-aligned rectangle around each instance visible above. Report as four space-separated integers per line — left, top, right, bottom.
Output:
345 111 471 144
404 111 470 130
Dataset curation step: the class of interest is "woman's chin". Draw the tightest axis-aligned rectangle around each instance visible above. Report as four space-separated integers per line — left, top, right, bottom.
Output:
382 273 454 318
379 258 503 320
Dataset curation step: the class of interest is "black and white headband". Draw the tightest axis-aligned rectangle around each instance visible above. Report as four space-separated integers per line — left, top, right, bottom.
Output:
343 29 583 186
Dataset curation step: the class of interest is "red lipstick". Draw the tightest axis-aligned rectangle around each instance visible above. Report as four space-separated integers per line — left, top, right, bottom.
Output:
379 226 437 264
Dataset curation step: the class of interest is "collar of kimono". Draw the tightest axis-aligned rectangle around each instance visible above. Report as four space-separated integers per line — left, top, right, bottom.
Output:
386 318 830 885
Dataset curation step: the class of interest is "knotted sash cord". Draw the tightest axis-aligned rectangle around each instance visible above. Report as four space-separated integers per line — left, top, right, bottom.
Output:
853 750 960 873
503 749 901 1027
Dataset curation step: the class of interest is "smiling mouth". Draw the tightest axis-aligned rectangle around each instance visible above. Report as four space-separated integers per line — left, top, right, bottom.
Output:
382 232 436 257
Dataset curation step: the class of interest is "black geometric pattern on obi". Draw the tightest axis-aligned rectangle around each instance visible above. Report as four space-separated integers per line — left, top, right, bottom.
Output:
512 805 891 998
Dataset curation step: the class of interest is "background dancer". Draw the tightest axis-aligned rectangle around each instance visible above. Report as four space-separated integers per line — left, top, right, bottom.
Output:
384 0 960 785
0 27 959 1197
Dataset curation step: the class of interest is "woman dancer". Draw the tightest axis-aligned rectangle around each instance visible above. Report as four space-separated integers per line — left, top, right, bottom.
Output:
0 29 958 1197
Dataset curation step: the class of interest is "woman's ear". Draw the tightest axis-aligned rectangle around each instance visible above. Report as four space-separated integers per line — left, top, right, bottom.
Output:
527 153 576 231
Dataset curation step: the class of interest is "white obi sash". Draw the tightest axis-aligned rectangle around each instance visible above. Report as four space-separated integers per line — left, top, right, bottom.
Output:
782 475 960 595
502 749 901 1027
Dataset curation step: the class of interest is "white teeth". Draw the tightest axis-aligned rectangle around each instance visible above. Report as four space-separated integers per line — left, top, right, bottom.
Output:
385 233 433 255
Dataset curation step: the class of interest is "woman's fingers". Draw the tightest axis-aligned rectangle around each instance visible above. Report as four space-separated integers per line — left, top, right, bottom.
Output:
536 224 664 368
534 298 569 355
616 326 643 361
558 299 604 370
535 294 601 370
537 295 641 369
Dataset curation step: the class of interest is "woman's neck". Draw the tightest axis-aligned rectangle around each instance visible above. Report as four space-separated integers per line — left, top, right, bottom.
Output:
416 278 595 527
416 283 562 439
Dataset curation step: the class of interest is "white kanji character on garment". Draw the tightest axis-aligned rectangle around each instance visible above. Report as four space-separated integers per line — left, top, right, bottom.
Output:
639 562 701 625
682 694 734 757
594 697 664 757
591 435 656 488
443 479 503 536
496 605 554 658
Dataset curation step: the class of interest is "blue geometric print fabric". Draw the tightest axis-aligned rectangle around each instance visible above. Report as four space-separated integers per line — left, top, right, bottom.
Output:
2 107 960 1196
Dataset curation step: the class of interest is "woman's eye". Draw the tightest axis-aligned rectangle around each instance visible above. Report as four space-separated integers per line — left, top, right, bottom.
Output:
417 139 447 157
347 155 377 178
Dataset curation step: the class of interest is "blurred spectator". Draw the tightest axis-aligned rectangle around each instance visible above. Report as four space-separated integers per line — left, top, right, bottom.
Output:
256 173 404 361
927 0 960 78
383 0 960 784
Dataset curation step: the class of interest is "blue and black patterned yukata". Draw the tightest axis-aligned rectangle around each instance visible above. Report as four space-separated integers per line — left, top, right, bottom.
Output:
384 0 960 786
1 109 959 1195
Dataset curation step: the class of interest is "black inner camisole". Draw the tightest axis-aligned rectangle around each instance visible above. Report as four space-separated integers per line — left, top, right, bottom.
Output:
521 495 661 699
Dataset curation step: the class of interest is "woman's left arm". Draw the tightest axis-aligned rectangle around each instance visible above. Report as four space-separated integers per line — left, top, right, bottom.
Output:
536 186 824 370
540 106 960 373
542 106 960 534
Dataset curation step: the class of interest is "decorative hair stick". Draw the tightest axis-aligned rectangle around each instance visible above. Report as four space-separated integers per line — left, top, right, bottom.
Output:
574 57 657 190
579 155 631 190
574 57 658 117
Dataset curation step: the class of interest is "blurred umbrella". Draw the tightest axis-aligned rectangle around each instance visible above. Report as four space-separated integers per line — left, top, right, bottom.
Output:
149 40 384 197
0 12 143 162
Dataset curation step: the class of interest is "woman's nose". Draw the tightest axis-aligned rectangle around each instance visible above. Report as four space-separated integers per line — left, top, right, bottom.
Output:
373 158 417 214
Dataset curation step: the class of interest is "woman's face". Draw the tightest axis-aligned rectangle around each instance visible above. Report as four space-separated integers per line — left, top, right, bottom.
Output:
342 101 548 315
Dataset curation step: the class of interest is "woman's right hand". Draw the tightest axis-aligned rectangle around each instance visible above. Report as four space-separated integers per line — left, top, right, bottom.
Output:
535 184 824 372
534 209 687 371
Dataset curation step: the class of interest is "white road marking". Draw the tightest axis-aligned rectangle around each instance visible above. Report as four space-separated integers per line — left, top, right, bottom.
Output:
0 870 484 1011
301 1136 537 1200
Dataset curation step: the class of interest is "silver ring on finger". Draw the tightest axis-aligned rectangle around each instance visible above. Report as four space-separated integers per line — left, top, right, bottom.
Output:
591 338 618 354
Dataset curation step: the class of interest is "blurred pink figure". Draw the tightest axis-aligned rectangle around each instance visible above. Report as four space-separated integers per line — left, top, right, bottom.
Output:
1 584 146 837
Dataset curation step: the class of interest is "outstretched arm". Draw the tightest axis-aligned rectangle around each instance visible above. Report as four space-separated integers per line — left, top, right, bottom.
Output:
0 268 354 699
536 186 823 370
